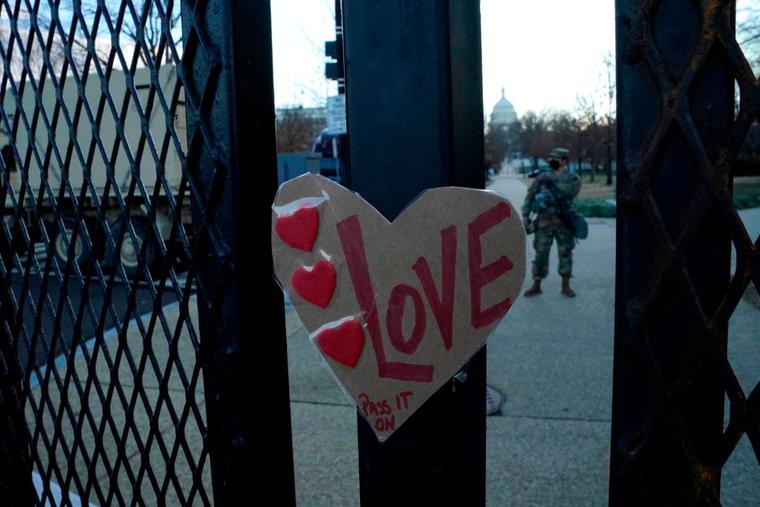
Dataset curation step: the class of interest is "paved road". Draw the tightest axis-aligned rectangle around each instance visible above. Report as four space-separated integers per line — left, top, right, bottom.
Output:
284 174 760 506
6 246 185 374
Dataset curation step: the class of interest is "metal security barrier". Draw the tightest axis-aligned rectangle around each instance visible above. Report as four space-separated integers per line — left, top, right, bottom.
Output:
613 0 759 504
0 0 757 505
0 0 291 505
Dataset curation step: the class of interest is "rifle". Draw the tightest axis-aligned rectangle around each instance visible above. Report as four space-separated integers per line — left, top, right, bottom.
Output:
539 177 588 240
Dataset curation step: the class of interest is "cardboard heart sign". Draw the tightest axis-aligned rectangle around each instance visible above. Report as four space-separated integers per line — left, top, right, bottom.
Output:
272 174 526 442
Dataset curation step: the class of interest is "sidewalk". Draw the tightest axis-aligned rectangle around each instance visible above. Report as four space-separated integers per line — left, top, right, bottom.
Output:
484 175 613 505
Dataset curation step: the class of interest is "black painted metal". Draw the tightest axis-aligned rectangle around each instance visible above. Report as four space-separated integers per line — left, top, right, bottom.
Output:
0 281 35 504
181 0 295 503
342 1 486 504
612 0 758 504
329 0 350 188
0 0 291 504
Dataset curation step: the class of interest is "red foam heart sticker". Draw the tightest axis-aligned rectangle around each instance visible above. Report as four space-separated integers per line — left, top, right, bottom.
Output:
291 260 337 309
275 206 319 252
316 319 365 368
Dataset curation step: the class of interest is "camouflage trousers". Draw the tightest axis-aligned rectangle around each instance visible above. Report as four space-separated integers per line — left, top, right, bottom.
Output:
532 222 575 280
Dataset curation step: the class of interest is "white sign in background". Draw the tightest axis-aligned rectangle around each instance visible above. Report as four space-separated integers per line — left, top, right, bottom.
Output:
326 95 347 135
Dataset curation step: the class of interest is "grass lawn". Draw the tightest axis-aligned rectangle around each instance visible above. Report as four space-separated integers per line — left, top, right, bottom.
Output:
574 175 760 199
735 176 760 196
577 175 615 200
570 175 760 217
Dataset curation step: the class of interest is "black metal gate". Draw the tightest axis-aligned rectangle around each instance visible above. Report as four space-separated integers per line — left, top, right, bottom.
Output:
612 0 760 504
1 0 758 505
0 0 292 505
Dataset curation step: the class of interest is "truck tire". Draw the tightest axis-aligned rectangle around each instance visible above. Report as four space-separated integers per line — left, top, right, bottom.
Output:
51 217 91 273
108 220 156 280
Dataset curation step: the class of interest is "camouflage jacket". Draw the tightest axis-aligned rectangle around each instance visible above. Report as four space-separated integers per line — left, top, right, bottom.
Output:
522 170 582 226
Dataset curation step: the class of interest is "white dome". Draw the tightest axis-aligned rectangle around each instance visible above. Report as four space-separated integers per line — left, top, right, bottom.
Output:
490 88 517 126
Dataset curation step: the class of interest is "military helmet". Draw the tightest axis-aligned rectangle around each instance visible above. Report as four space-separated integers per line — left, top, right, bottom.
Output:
548 147 570 160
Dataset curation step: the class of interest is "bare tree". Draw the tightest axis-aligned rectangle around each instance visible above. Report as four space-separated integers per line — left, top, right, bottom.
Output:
7 0 186 72
512 111 549 169
484 120 509 172
0 4 69 79
572 54 617 185
79 0 182 67
0 1 168 86
737 1 760 73
275 107 326 153
0 1 182 146
0 3 71 146
505 103 618 181
121 0 181 66
576 95 610 182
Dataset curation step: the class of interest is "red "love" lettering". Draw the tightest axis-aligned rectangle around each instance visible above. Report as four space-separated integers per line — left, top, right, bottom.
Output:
336 202 512 383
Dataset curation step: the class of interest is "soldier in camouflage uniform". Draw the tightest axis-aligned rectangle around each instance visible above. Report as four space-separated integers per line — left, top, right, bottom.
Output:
522 148 582 297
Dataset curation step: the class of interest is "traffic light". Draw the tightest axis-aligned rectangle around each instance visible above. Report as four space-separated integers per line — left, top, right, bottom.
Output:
324 0 349 187
325 62 340 80
325 40 339 60
325 39 343 81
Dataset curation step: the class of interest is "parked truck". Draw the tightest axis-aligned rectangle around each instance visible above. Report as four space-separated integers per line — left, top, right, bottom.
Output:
0 64 189 278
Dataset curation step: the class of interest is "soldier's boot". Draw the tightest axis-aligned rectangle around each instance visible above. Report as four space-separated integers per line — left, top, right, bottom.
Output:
561 277 576 298
524 279 542 297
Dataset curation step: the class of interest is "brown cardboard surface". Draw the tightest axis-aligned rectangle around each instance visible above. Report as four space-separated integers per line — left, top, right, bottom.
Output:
272 174 526 442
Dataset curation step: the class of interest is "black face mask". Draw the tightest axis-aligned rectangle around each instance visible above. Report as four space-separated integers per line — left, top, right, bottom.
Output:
549 160 561 170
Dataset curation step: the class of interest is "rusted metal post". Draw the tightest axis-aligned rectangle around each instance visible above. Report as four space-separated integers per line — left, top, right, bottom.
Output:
611 0 744 503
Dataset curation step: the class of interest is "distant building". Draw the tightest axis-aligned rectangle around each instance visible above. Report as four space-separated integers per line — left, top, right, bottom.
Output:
490 88 517 127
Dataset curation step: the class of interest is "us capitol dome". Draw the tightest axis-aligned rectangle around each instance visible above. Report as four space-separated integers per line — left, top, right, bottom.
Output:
490 88 517 126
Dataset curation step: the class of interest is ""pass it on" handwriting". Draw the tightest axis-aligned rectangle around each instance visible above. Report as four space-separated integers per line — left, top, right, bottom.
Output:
359 391 414 433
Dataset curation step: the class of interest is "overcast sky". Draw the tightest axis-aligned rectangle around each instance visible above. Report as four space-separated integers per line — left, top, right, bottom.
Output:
271 0 616 116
